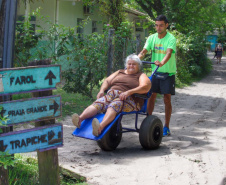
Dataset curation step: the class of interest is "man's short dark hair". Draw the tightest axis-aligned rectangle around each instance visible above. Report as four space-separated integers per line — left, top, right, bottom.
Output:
155 15 169 24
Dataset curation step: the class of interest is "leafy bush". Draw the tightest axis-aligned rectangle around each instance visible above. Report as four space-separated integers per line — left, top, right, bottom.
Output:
15 9 43 67
62 32 108 99
171 30 212 84
0 107 14 170
172 30 192 84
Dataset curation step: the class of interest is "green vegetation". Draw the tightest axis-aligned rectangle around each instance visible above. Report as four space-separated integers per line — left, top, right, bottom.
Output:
8 154 87 185
0 107 14 170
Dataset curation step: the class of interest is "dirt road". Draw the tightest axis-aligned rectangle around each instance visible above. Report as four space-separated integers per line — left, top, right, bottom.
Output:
59 52 226 185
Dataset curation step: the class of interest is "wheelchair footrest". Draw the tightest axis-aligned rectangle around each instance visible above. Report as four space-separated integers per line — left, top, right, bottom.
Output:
72 113 121 141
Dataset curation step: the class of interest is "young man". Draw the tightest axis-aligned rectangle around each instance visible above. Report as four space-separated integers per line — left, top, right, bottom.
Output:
138 15 176 137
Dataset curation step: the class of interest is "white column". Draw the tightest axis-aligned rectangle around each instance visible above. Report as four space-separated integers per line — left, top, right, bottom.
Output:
25 0 30 21
55 0 59 24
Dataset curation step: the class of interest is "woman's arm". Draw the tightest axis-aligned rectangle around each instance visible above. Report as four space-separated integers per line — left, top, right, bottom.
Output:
119 73 151 100
97 70 120 99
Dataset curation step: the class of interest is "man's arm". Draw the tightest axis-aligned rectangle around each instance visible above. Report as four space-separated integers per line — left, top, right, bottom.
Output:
138 49 148 60
154 48 173 67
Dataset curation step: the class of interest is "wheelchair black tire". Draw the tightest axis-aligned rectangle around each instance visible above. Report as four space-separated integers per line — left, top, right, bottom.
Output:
139 115 163 150
97 121 122 151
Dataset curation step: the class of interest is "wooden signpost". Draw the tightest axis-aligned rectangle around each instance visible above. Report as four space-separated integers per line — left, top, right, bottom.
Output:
0 124 63 154
0 65 61 95
0 64 63 185
0 95 61 126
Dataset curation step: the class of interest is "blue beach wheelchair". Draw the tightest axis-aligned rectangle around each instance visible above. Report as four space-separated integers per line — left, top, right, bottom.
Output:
72 62 163 151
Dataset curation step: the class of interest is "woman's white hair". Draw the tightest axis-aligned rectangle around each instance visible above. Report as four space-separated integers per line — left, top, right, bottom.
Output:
125 54 142 71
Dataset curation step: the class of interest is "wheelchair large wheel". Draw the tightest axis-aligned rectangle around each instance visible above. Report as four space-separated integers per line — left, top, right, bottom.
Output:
97 121 122 151
139 115 163 150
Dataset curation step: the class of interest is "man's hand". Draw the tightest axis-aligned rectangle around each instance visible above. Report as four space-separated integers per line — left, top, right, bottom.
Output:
154 60 163 67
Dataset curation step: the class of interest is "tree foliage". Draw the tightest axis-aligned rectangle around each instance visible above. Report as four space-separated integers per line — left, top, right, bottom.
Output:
98 0 125 31
125 0 225 81
134 0 163 19
125 0 222 34
215 0 226 45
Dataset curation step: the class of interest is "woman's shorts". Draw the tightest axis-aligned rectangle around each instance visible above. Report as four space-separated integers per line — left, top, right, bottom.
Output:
92 89 140 113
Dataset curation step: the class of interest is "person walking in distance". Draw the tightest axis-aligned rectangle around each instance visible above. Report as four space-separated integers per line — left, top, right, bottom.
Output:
216 44 223 64
138 15 176 137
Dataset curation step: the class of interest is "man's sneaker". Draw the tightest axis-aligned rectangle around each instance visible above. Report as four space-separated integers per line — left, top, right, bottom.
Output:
163 126 171 137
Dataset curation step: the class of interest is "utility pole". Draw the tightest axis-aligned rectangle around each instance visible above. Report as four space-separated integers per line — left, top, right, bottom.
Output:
0 0 17 184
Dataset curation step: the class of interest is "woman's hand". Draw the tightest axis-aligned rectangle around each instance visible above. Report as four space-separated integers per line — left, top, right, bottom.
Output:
119 91 131 100
97 91 104 99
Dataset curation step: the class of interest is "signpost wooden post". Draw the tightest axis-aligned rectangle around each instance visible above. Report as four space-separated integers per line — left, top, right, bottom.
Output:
29 60 61 185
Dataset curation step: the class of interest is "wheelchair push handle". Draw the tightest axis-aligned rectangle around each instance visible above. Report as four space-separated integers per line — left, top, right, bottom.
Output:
141 61 160 74
141 61 155 65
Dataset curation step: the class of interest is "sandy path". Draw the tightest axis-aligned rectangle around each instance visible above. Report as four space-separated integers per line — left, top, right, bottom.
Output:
59 52 226 185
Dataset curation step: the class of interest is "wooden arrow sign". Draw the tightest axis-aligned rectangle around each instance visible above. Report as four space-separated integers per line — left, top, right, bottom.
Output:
0 124 63 154
0 95 61 126
0 65 61 95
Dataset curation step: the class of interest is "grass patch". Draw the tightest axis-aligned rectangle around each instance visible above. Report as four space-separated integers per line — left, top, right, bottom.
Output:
8 154 87 185
8 155 39 185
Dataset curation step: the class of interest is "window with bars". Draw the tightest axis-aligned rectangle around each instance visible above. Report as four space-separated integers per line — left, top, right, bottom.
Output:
135 19 143 32
92 21 97 33
16 15 36 34
77 18 84 38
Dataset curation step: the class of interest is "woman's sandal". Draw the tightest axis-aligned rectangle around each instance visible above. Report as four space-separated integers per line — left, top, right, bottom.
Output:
72 113 80 128
92 118 100 136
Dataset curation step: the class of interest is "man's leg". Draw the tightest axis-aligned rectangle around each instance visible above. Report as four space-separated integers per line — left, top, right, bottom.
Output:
147 93 157 115
164 94 172 128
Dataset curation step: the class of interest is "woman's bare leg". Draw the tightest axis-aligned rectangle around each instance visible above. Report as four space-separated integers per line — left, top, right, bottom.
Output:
92 107 117 136
99 107 117 132
72 105 98 127
93 107 117 135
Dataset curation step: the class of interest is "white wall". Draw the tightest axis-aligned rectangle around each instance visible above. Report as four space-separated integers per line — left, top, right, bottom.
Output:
17 0 147 39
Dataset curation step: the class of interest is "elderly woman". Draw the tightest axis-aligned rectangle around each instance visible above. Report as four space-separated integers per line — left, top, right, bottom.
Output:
216 44 223 64
72 54 151 136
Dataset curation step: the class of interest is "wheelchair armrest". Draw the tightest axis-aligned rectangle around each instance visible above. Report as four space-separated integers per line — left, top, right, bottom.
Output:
134 93 149 99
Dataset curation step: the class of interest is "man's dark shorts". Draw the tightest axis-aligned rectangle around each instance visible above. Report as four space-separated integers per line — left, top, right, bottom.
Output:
151 74 175 95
